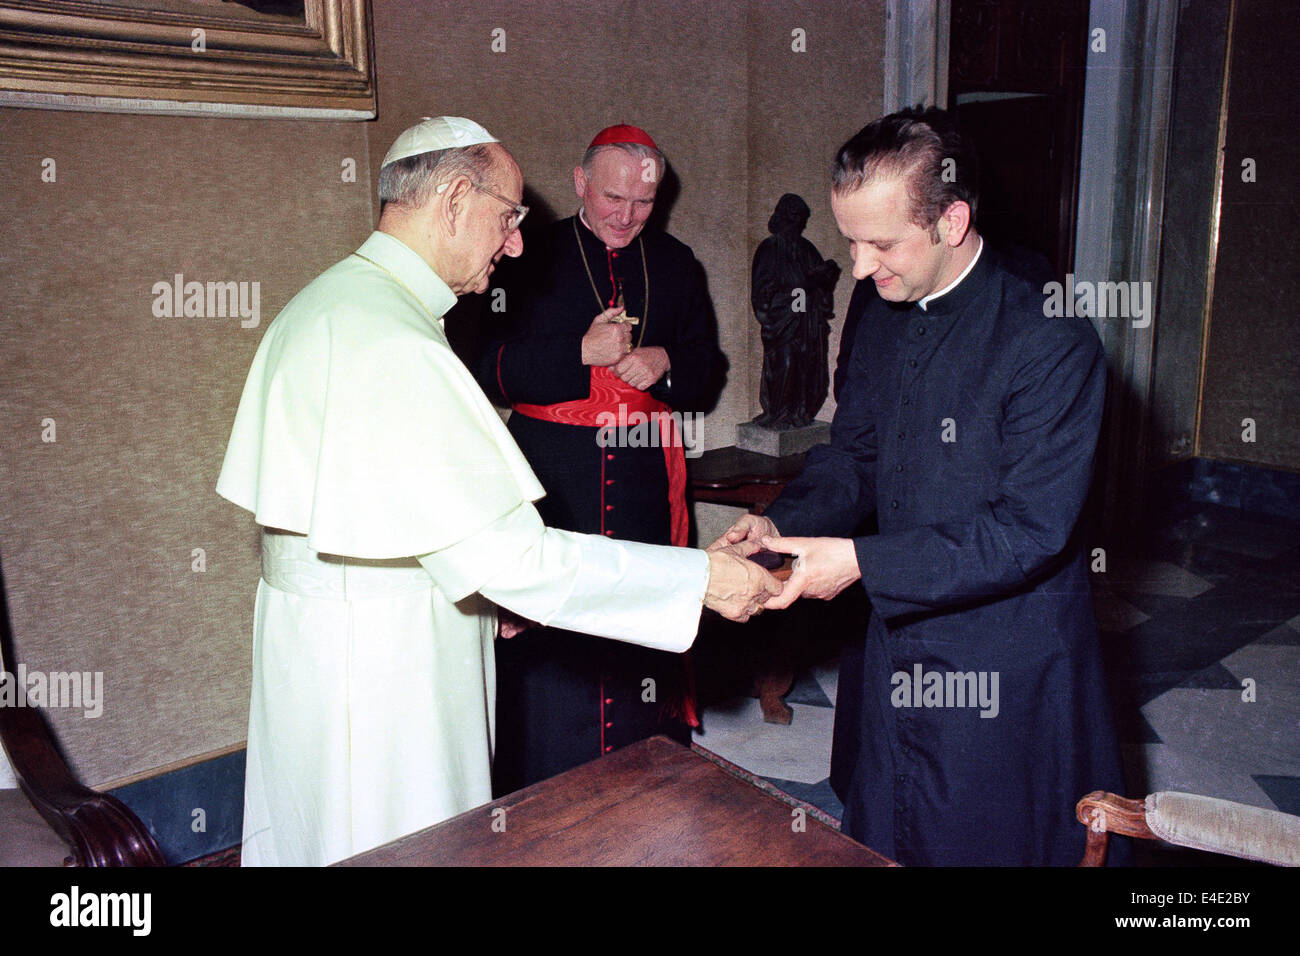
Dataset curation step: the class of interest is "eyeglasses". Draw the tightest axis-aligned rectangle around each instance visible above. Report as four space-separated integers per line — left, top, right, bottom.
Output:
436 178 529 233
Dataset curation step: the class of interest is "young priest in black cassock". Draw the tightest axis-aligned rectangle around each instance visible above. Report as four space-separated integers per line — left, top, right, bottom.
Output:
719 109 1129 865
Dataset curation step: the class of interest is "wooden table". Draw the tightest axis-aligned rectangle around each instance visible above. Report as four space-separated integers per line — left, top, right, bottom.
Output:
338 736 895 867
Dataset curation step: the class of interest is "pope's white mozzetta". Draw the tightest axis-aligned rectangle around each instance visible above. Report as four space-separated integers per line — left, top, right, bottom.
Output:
218 230 709 866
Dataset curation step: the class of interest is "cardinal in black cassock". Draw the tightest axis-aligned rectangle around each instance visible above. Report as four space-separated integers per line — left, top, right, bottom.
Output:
473 126 723 793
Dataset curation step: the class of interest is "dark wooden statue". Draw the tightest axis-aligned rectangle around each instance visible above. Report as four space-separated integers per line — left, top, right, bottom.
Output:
751 193 840 428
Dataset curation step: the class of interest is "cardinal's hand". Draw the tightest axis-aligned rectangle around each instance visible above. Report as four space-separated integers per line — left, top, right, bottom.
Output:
581 307 634 366
611 346 669 391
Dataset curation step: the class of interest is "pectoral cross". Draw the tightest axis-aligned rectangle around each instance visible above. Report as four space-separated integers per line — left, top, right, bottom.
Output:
611 280 639 326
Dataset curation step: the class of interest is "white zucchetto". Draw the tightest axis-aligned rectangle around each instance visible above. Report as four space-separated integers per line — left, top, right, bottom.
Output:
381 116 499 169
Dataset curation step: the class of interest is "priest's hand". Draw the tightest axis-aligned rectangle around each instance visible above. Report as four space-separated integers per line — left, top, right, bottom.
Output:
704 548 782 622
706 514 778 558
757 535 861 610
611 346 670 391
581 307 634 367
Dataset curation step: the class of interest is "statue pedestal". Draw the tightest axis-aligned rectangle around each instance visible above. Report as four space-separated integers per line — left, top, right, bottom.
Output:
735 420 831 458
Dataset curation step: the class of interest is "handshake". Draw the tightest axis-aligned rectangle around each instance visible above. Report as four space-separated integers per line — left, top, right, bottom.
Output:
701 515 862 623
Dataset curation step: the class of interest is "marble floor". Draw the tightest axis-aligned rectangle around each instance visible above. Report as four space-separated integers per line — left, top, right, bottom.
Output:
691 498 1300 865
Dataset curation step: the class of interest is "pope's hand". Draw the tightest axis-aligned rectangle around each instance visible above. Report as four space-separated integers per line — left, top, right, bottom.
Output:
758 535 861 610
581 307 633 367
706 514 778 558
611 346 669 391
704 548 782 622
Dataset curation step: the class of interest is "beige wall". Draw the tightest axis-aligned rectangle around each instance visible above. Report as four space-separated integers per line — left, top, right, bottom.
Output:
0 0 884 787
0 110 375 786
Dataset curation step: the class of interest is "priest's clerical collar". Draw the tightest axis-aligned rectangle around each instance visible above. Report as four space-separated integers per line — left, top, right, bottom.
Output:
918 235 984 312
355 231 457 325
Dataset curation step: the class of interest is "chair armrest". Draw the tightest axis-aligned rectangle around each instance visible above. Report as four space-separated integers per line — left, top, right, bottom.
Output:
0 701 166 866
1077 789 1300 866
1 552 166 867
1145 791 1300 866
1076 790 1152 866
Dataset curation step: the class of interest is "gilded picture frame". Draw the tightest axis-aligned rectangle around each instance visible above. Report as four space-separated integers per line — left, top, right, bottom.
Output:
0 0 375 119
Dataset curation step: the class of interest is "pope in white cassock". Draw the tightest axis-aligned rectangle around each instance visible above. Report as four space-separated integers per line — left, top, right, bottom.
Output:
217 117 779 866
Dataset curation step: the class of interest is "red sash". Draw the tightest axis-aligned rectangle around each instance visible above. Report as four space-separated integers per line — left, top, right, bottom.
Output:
512 365 698 729
512 366 689 549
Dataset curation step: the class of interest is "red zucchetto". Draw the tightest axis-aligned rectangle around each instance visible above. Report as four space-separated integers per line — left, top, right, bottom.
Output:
587 124 659 151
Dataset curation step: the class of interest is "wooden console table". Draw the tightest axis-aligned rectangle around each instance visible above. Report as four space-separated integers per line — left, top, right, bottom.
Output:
688 446 811 722
688 446 807 515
